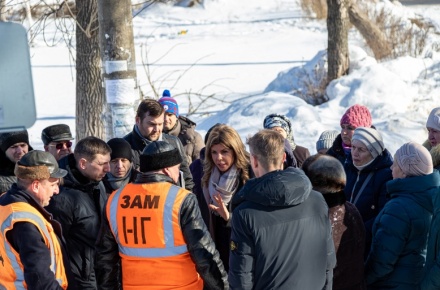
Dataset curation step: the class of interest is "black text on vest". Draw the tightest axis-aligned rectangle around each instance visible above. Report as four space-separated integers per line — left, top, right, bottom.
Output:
120 195 160 209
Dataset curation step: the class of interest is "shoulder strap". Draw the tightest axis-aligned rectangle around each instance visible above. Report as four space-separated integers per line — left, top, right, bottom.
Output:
352 172 374 205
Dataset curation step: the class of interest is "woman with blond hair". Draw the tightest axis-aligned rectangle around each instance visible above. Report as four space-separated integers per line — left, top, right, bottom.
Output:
198 124 251 271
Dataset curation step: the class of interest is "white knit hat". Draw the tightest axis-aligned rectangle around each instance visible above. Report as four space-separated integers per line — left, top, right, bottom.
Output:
352 127 385 159
426 107 440 131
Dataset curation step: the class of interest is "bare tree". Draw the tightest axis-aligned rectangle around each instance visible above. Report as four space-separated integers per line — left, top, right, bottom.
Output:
327 0 349 83
75 0 105 140
0 0 7 22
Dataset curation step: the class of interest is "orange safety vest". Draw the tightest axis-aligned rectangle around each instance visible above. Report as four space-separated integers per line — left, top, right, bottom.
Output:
0 202 68 290
107 182 203 290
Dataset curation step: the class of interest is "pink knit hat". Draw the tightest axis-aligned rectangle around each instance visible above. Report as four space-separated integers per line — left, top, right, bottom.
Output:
340 104 372 128
395 142 433 177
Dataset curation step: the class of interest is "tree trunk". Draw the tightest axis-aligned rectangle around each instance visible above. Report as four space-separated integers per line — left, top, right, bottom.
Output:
327 0 349 83
0 0 7 21
75 0 105 140
97 0 137 139
347 0 392 60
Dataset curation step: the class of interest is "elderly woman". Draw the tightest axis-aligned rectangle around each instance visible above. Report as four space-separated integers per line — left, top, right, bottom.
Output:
303 154 366 290
344 127 393 258
424 107 440 171
366 142 438 289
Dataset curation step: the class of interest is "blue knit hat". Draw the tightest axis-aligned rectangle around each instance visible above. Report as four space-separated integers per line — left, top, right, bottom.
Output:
159 90 179 117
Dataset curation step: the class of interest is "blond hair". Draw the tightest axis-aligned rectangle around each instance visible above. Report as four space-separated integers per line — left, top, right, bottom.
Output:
247 129 284 169
202 124 250 188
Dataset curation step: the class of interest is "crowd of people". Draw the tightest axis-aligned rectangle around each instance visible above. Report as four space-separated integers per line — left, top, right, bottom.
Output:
0 91 439 289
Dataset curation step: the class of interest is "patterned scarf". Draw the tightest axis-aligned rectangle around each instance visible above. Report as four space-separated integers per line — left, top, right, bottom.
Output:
203 165 240 207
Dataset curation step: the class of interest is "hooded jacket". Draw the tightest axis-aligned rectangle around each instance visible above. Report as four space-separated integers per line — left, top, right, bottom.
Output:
420 170 440 290
45 154 107 290
365 172 437 289
165 116 204 165
123 126 194 190
229 167 336 290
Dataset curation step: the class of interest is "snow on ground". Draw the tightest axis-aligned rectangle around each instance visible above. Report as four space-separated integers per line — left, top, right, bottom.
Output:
22 0 440 155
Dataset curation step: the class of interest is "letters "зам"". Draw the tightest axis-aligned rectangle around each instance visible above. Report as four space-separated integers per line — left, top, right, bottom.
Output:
120 195 160 209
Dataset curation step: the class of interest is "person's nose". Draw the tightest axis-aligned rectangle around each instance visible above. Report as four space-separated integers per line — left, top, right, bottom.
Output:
103 163 110 173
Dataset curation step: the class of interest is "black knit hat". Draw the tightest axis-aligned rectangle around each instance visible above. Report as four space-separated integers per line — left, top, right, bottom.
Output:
107 138 133 161
0 130 30 152
140 141 182 172
41 124 74 146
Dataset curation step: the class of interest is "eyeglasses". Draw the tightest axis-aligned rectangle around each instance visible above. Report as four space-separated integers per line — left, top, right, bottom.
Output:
49 141 73 150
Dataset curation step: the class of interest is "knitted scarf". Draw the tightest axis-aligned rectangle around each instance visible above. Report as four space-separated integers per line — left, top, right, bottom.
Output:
203 165 240 207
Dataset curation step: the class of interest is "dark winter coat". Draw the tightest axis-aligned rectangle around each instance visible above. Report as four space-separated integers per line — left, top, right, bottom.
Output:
326 134 347 165
0 184 77 290
45 154 108 290
102 165 138 194
0 145 33 193
229 167 336 290
292 144 310 168
165 116 204 165
323 191 366 290
95 173 229 290
189 147 207 224
344 149 393 257
123 126 194 190
365 172 437 289
420 170 440 290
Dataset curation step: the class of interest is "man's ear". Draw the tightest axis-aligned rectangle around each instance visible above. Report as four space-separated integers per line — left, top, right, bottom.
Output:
162 167 171 178
251 154 259 169
43 145 49 152
78 158 87 170
30 180 40 193
135 116 141 126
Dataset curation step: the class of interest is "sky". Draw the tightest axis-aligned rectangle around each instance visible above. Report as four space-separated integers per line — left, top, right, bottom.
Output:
20 0 440 155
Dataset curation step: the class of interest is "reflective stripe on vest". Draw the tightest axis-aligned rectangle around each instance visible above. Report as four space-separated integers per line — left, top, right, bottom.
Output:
108 183 188 257
0 202 67 290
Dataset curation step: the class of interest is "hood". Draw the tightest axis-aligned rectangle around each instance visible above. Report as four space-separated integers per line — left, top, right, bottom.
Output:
232 167 312 207
386 170 440 213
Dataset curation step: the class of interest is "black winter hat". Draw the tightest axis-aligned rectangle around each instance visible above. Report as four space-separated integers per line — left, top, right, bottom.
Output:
0 130 30 152
107 138 133 161
41 124 74 145
140 141 182 172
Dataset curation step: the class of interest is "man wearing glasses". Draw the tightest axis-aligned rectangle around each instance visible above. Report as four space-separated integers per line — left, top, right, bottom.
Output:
46 136 111 289
42 124 74 161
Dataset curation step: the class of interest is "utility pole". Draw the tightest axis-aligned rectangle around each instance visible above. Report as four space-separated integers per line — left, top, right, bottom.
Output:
97 0 138 140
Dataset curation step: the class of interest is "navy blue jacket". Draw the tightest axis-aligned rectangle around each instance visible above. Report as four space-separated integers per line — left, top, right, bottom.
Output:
344 149 393 257
421 170 440 290
365 172 436 289
229 167 336 290
326 134 347 165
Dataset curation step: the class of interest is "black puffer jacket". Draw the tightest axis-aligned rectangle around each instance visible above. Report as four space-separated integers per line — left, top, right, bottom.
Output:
45 154 107 290
229 167 336 290
0 184 78 290
123 126 194 190
95 173 229 290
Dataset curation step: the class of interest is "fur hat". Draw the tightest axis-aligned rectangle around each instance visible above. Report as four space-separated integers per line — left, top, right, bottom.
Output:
352 127 385 159
140 141 183 172
15 150 67 180
107 138 133 161
158 90 179 117
340 104 372 128
316 130 339 152
41 124 74 146
395 142 433 177
426 107 440 131
304 155 346 194
0 130 30 152
263 114 292 137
